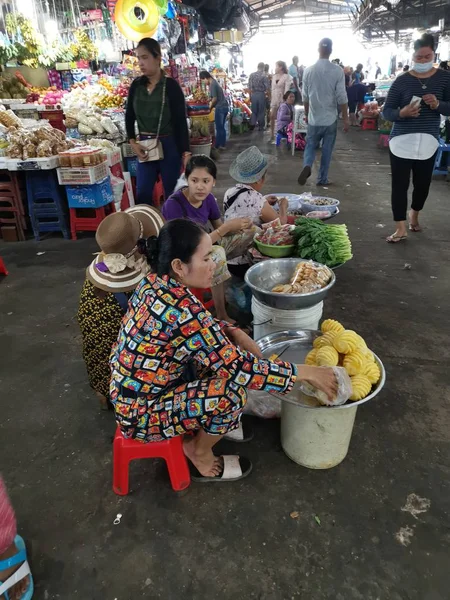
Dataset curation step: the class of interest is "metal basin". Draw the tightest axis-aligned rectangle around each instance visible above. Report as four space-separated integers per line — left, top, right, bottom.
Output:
245 258 336 310
256 329 386 409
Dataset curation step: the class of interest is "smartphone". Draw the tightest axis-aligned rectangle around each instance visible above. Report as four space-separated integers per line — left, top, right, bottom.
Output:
410 96 422 107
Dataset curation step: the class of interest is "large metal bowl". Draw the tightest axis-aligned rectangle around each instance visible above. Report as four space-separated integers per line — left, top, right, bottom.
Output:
256 329 386 410
245 258 336 310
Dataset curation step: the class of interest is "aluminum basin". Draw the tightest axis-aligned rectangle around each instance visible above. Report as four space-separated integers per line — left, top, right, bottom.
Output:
245 258 336 310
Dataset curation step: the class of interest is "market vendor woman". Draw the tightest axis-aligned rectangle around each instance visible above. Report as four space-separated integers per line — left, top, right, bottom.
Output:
110 219 337 482
126 38 191 204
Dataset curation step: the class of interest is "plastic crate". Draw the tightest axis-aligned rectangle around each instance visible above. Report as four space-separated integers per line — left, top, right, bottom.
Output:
121 143 136 158
107 148 122 166
57 161 109 185
124 157 138 177
66 177 114 209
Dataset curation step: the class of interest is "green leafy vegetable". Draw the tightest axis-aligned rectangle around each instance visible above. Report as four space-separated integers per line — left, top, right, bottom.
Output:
293 218 353 267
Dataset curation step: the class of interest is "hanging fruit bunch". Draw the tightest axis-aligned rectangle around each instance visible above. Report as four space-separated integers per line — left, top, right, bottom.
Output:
5 14 44 68
68 29 98 61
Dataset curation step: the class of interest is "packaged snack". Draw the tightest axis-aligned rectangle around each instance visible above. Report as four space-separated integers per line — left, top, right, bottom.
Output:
36 140 53 157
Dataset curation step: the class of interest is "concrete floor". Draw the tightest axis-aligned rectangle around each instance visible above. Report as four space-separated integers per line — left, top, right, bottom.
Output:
1 128 450 600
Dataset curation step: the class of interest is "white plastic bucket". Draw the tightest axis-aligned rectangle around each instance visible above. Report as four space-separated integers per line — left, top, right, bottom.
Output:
191 143 212 157
252 297 323 339
281 402 357 469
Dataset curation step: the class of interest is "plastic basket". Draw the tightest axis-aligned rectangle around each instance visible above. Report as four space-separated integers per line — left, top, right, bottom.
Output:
57 161 109 185
254 237 295 258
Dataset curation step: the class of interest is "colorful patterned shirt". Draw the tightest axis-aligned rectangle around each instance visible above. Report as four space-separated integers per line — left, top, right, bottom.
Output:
248 70 269 94
110 274 297 421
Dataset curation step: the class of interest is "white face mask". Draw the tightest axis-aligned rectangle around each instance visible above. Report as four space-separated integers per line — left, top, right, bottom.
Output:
413 61 434 73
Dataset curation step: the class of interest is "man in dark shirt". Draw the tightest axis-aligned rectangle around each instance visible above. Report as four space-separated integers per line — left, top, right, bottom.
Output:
248 62 269 130
347 82 369 126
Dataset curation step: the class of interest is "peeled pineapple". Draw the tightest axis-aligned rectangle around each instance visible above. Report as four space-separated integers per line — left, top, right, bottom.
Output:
333 330 361 355
321 319 345 335
362 361 381 385
313 331 338 349
343 350 366 376
316 346 339 367
350 374 372 401
305 349 318 365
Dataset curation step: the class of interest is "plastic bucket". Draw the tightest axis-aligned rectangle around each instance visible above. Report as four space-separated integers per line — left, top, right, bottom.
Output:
191 143 212 157
252 297 323 339
281 402 357 469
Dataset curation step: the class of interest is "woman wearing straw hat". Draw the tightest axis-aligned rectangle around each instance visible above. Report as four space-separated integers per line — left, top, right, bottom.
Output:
77 205 164 409
110 219 337 482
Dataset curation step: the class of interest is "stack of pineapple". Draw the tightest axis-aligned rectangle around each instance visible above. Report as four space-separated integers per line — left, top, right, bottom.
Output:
305 319 381 401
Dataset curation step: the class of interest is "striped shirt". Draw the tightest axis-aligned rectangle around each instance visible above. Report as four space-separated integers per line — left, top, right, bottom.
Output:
383 70 450 140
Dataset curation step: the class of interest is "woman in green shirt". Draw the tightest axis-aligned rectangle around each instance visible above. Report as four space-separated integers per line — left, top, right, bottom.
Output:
126 38 191 204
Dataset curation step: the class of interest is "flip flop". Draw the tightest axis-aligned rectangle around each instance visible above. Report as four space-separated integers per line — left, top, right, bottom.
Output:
409 224 422 232
223 419 254 443
386 234 407 243
190 455 253 483
0 535 34 600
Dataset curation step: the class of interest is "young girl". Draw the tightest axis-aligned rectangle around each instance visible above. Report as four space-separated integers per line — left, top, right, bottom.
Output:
162 155 257 322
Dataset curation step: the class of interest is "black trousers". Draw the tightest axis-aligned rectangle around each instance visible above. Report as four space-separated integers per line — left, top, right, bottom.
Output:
389 150 437 222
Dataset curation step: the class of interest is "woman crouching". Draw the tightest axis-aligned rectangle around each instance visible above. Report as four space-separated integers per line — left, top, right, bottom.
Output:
110 219 337 482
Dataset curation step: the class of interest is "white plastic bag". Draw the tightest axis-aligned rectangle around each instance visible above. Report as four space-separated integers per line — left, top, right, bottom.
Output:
100 116 119 135
244 389 281 419
301 366 352 407
110 174 125 210
174 173 187 192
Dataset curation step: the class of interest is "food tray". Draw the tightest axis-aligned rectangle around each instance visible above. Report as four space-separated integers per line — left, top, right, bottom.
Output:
6 156 60 171
256 329 386 409
264 193 303 211
57 161 109 185
245 257 336 310
254 234 295 258
299 195 340 214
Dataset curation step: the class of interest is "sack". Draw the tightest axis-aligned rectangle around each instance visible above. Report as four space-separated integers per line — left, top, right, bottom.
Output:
138 138 164 163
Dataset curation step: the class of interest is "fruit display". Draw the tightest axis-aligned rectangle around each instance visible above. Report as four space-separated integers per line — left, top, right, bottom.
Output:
65 108 119 137
271 261 333 294
0 75 29 99
305 319 381 402
293 218 353 268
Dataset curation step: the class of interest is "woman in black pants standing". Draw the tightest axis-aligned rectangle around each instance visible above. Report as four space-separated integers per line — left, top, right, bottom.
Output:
383 33 450 243
126 38 191 204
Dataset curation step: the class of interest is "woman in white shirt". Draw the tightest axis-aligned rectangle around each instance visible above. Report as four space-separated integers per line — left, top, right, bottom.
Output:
270 61 293 141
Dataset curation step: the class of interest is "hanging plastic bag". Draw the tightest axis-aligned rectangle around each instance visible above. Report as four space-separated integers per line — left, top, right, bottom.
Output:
110 174 125 212
244 389 281 419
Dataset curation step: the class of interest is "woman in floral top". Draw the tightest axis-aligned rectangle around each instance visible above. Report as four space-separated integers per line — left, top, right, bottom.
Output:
110 219 336 482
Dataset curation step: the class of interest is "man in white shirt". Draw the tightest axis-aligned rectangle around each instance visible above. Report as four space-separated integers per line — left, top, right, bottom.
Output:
298 38 349 186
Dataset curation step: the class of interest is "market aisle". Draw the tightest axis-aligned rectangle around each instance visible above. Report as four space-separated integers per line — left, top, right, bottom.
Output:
0 127 449 599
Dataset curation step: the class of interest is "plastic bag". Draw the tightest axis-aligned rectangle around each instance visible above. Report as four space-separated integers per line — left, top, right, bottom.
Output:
174 173 187 192
78 123 93 135
244 389 281 419
301 366 352 407
110 173 125 205
100 116 119 136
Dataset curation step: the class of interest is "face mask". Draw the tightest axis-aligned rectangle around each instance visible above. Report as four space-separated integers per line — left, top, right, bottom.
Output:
413 61 434 73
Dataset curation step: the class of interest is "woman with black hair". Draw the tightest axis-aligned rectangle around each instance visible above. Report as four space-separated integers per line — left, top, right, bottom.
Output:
162 154 257 322
110 219 337 482
383 33 450 243
270 61 293 141
199 71 229 150
125 38 191 204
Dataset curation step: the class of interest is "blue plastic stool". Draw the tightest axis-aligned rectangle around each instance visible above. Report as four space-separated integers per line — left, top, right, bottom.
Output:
433 138 450 176
26 170 69 241
276 132 289 147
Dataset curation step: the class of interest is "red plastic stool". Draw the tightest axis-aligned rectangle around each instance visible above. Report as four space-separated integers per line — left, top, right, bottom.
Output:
191 287 214 310
113 427 191 495
0 256 8 275
70 202 115 240
361 118 378 131
378 133 390 148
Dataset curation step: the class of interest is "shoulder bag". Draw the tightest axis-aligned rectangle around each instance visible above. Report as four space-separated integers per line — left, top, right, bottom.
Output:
138 76 166 163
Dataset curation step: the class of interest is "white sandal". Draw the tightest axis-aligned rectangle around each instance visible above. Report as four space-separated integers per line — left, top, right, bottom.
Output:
190 455 253 483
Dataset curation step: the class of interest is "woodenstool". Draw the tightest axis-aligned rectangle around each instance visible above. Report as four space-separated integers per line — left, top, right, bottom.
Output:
113 427 191 495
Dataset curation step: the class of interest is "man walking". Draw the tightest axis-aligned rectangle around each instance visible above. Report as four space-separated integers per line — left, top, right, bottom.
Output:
248 62 269 131
298 38 349 187
289 56 301 104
